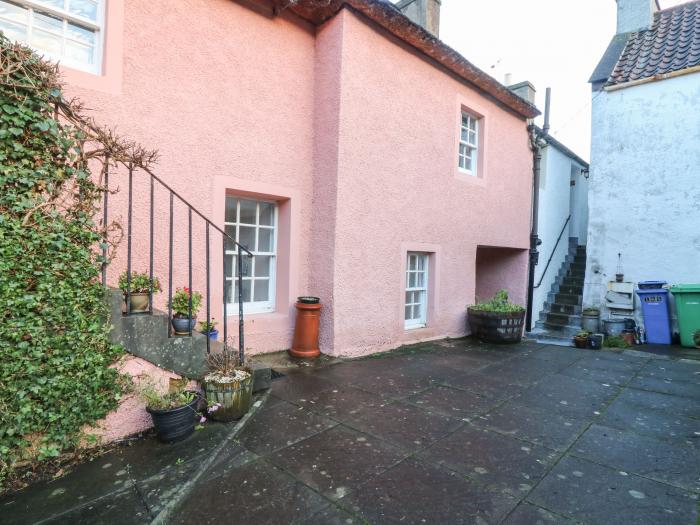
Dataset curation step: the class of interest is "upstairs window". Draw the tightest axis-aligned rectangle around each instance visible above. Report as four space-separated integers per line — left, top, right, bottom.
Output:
0 0 104 73
458 111 479 175
405 252 429 330
224 197 277 314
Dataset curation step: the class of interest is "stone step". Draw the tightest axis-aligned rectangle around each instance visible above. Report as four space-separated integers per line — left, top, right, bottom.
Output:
554 292 582 306
546 312 571 326
547 302 580 315
558 285 583 296
568 270 585 279
527 327 575 347
562 277 584 287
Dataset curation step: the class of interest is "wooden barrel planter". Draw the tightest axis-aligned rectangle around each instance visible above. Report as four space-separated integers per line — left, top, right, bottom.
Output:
204 372 253 422
467 308 525 344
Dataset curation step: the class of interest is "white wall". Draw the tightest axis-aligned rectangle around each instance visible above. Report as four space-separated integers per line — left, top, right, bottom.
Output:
584 73 700 324
532 145 588 321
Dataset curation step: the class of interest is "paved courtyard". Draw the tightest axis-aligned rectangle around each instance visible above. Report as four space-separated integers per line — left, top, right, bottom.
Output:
3 339 700 524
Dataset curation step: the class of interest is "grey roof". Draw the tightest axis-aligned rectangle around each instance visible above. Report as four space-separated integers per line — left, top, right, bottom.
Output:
593 0 700 88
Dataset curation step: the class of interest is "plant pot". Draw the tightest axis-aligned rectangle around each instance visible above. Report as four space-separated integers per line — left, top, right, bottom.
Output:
622 331 636 346
172 316 196 335
581 311 600 333
602 318 626 337
467 309 525 344
290 300 322 358
146 393 200 443
588 334 604 350
573 336 588 349
125 292 150 313
204 372 253 422
202 329 219 341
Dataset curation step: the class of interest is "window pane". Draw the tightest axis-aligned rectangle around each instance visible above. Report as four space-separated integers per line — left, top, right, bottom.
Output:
31 28 62 55
0 1 29 24
461 114 469 127
240 256 252 277
0 19 27 41
239 199 257 225
64 39 93 64
416 272 424 288
234 279 251 303
34 11 63 33
417 256 425 271
256 255 271 277
238 225 255 251
224 280 232 304
68 0 98 21
469 118 477 132
468 130 477 145
258 228 273 253
409 255 416 270
405 305 411 320
224 255 233 277
259 202 274 226
67 22 95 44
35 0 65 11
408 272 416 288
253 279 269 302
405 291 412 305
225 197 237 223
224 225 236 251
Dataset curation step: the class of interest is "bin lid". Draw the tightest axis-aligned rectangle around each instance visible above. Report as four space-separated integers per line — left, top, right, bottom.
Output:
638 280 667 287
669 284 700 293
636 288 669 295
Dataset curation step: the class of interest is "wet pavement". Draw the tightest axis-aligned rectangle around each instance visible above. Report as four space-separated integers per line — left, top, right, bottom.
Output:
3 338 700 524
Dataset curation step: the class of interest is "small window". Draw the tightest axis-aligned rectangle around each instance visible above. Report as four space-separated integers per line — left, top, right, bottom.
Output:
405 252 428 330
0 0 105 73
224 196 277 314
458 111 479 175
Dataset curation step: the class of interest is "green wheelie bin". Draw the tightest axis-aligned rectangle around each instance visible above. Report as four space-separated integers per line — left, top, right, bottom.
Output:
670 284 700 348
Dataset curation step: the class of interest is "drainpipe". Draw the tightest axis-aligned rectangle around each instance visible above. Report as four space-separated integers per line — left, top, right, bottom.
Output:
525 87 550 332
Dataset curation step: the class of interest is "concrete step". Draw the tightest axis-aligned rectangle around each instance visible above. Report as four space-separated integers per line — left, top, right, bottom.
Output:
562 277 584 287
547 302 580 315
552 292 583 306
546 312 571 326
537 321 582 336
558 285 583 296
527 327 575 347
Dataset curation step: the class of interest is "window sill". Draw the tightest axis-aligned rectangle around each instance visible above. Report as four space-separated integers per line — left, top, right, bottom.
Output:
404 323 427 331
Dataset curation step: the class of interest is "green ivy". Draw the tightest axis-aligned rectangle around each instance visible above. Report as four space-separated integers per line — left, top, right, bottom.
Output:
0 35 122 484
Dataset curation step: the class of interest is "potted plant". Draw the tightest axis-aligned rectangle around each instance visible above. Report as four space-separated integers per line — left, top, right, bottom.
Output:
467 290 526 344
170 287 202 335
693 329 700 349
203 344 253 422
199 319 219 341
573 330 590 349
138 378 200 443
119 271 161 313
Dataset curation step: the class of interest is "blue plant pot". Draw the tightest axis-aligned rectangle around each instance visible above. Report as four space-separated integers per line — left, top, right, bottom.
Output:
203 329 219 341
172 316 196 335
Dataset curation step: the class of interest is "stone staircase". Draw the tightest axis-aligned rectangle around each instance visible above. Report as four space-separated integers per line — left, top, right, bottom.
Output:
528 243 587 346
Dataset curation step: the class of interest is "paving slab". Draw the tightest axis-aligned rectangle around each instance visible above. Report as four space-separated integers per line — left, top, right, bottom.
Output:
436 369 526 400
637 359 700 382
172 459 328 524
559 361 639 386
297 504 363 525
523 345 587 367
268 424 406 501
475 401 591 451
571 424 700 493
344 399 463 452
528 455 698 525
271 372 339 403
292 385 389 422
479 357 565 386
511 373 620 419
403 384 498 419
612 387 700 419
629 374 700 400
339 458 518 525
598 399 700 448
45 486 150 525
419 425 559 497
502 502 577 524
237 400 337 456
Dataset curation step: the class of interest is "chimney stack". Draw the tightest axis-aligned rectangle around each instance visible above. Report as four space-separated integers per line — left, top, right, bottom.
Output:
508 80 536 106
396 0 442 37
616 0 659 34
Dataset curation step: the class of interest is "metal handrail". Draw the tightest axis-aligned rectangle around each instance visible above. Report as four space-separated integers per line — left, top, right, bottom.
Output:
534 214 571 289
101 160 253 364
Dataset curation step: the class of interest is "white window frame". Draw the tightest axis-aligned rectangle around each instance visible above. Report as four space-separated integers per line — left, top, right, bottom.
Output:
405 252 429 330
0 0 105 74
458 111 479 176
224 197 278 315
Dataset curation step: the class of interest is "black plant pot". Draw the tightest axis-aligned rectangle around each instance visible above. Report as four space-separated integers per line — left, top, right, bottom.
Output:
146 394 200 443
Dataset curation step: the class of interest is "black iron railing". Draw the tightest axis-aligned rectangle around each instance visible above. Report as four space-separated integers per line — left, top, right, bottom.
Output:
100 160 253 364
534 214 571 290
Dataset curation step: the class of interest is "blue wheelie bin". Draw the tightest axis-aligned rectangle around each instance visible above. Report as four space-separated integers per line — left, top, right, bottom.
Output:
636 281 672 345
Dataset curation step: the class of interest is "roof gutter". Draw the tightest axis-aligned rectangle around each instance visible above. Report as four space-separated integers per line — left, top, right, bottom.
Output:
605 64 700 92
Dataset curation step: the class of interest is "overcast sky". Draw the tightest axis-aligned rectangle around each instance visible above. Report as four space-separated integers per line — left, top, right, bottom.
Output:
401 0 687 161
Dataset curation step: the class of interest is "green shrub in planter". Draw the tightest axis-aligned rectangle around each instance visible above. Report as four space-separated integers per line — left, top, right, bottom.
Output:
468 290 526 344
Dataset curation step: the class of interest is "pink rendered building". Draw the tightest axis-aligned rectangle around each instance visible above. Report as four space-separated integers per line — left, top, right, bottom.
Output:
1 0 538 358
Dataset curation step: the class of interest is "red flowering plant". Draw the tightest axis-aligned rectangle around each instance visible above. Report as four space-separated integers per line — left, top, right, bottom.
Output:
170 287 202 318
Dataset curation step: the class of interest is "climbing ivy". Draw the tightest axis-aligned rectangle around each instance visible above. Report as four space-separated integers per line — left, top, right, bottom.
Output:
0 35 122 486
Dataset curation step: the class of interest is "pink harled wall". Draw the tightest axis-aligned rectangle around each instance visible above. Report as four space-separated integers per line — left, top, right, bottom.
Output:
63 0 317 353
60 2 531 358
319 10 532 356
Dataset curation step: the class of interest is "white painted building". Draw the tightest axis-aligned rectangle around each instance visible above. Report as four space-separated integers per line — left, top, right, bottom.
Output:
585 0 700 329
531 133 589 327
